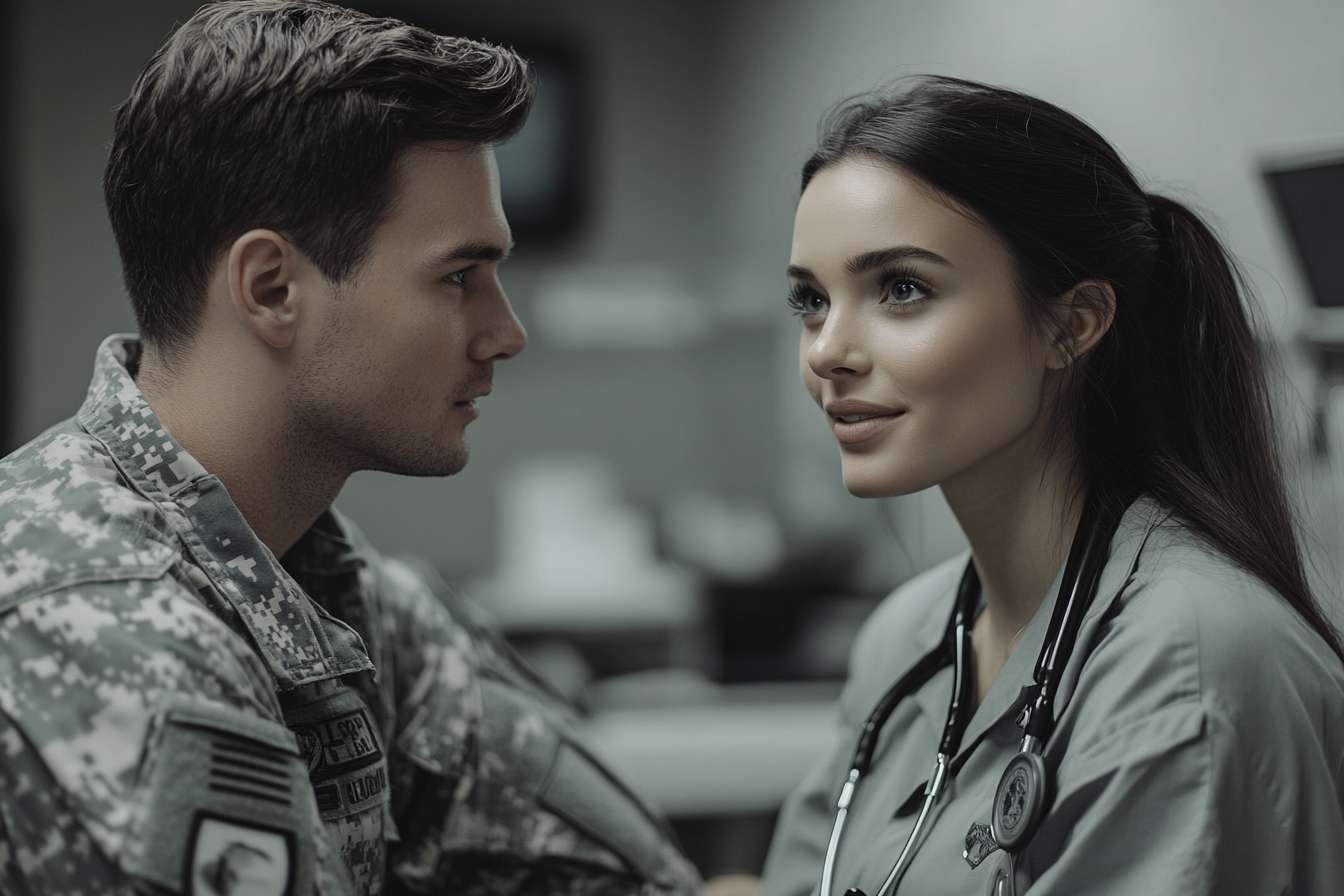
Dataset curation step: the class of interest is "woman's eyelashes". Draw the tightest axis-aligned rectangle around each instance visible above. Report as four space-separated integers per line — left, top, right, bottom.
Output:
787 284 829 318
787 267 934 319
878 265 933 308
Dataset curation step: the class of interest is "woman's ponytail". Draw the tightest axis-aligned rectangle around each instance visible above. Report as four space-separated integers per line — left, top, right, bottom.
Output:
1131 194 1344 662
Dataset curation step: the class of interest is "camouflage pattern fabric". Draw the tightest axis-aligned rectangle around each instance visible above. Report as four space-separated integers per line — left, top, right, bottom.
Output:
0 335 702 896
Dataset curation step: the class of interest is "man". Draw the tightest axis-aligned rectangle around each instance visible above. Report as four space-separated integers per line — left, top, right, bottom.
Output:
0 3 700 895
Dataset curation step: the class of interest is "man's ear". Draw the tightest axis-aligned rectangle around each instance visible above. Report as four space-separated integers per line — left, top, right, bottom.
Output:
1046 279 1116 370
227 229 304 349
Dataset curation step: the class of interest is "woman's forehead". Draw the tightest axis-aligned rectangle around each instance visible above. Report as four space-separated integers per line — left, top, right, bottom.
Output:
791 159 1010 279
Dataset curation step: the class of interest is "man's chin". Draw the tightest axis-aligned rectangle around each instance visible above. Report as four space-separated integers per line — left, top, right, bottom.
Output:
419 445 470 478
370 442 469 478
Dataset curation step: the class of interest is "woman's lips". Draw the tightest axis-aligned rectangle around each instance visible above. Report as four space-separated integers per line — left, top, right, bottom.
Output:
824 400 906 445
831 411 904 444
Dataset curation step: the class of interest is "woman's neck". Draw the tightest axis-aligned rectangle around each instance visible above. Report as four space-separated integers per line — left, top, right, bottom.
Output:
941 442 1087 706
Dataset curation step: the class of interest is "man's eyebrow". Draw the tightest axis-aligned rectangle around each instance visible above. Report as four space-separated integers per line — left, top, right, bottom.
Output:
786 246 952 282
435 240 514 266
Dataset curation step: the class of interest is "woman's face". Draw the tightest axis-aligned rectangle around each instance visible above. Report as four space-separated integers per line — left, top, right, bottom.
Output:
791 158 1060 499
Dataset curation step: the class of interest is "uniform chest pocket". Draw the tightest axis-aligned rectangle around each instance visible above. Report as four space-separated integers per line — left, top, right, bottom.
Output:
284 686 394 893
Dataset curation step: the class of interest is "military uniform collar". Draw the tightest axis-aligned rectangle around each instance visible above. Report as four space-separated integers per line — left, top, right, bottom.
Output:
78 334 374 690
284 511 368 577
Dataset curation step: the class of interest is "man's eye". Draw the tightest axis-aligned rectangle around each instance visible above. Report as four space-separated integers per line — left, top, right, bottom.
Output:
443 269 469 287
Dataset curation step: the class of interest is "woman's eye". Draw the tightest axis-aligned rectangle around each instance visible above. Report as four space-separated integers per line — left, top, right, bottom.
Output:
788 287 829 317
884 278 931 306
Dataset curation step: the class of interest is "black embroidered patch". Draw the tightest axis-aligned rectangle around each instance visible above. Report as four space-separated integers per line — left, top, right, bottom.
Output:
282 687 390 822
187 813 295 896
291 704 382 782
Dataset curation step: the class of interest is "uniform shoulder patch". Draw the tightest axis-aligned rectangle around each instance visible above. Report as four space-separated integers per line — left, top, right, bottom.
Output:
538 740 670 883
129 695 317 896
188 814 294 896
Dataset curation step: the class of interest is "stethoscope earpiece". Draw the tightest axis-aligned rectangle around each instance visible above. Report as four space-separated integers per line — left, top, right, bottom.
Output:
991 750 1048 851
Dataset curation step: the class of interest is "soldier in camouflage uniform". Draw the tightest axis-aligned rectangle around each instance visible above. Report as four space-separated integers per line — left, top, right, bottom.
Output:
0 3 702 895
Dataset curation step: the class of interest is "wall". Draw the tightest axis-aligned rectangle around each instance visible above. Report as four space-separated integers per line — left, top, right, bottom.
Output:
14 0 196 444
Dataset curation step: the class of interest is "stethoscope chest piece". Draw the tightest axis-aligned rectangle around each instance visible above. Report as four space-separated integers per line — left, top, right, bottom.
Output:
991 751 1047 851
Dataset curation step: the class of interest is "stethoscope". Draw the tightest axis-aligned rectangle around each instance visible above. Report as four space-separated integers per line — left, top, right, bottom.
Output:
820 488 1130 896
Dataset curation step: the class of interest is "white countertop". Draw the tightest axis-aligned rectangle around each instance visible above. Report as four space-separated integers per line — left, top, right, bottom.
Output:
581 693 839 817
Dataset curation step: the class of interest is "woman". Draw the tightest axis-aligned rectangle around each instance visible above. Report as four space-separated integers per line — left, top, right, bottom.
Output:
759 77 1344 896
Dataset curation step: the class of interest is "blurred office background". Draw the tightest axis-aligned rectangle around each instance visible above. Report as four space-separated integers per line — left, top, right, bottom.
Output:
4 0 1344 878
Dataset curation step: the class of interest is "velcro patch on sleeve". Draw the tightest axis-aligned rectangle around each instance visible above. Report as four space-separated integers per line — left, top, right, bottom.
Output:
131 695 317 896
537 740 670 883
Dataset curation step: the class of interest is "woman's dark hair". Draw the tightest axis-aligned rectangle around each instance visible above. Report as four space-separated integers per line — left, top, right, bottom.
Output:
804 75 1343 662
104 0 534 363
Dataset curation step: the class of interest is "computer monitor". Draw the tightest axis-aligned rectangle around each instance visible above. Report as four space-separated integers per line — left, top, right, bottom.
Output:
1264 153 1344 309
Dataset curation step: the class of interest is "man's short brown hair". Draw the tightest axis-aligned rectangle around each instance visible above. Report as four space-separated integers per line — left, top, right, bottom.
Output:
104 0 533 359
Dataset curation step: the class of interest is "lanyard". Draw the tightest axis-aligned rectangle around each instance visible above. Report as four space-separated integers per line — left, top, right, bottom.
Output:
820 489 1130 896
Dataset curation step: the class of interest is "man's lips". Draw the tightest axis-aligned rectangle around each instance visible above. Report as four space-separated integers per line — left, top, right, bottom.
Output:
454 386 492 404
824 399 905 444
452 388 490 418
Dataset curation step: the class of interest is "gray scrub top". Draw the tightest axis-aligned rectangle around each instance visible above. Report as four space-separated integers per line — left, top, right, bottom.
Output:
760 498 1344 895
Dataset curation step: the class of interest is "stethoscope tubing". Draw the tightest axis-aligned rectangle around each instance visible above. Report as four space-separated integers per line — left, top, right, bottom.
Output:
818 567 977 896
819 489 1131 896
818 768 857 896
872 751 949 896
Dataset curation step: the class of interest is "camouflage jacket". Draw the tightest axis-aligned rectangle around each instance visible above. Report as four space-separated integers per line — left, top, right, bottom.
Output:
0 335 701 896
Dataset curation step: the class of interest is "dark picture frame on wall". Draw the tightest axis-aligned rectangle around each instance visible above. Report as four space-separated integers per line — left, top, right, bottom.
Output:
491 43 590 244
363 3 592 246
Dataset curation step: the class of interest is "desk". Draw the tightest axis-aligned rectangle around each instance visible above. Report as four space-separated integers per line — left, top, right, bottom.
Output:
581 686 837 817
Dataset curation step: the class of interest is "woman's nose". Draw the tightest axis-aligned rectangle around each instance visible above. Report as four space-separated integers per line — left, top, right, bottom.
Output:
806 307 868 380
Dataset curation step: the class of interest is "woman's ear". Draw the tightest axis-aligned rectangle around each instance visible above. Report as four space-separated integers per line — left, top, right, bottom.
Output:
1046 279 1116 370
227 229 302 348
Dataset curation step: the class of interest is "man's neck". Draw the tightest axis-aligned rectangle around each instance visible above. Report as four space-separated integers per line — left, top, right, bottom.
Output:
136 340 346 559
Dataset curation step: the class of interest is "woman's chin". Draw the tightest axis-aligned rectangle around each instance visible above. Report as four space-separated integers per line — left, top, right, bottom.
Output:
841 472 922 500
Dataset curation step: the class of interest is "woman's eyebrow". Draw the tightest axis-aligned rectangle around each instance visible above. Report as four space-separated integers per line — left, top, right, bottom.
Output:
787 246 952 282
846 245 951 275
